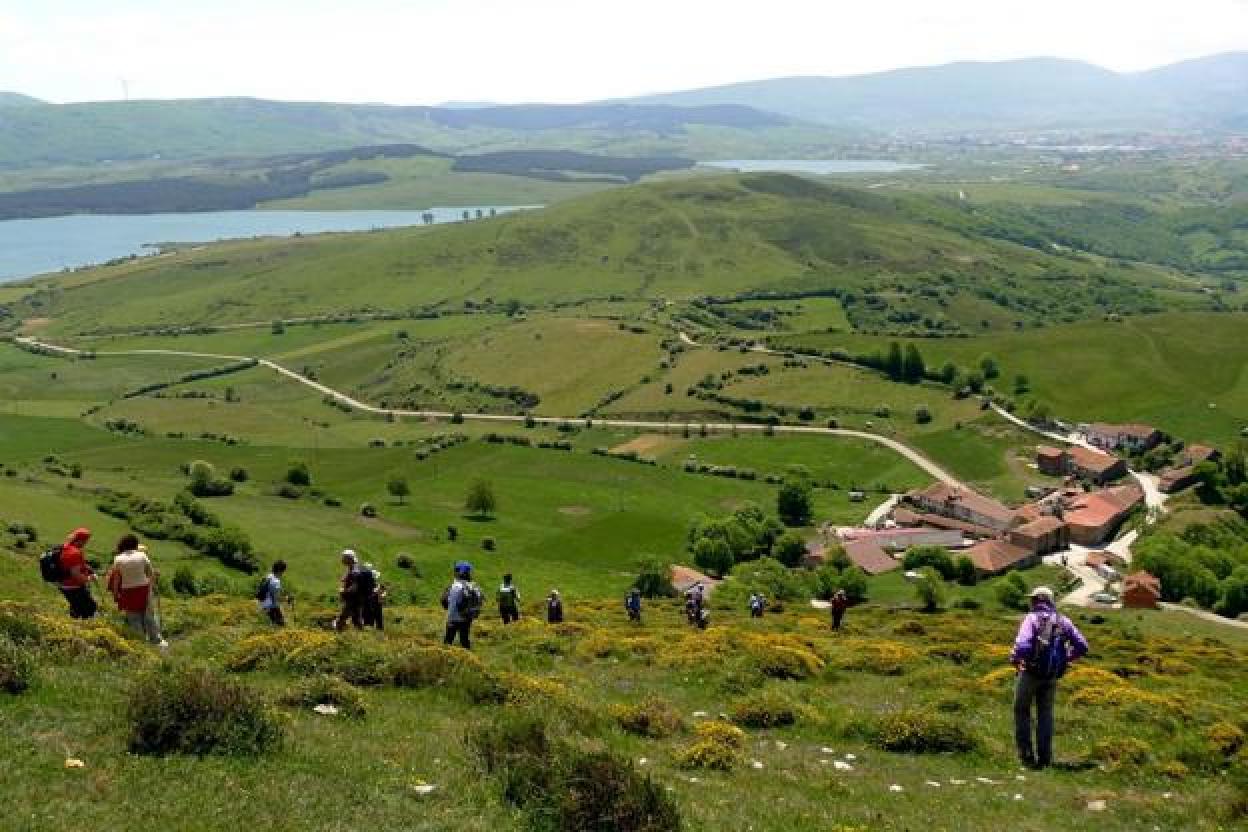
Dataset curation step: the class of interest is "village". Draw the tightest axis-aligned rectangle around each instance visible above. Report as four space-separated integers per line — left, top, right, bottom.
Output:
815 421 1220 612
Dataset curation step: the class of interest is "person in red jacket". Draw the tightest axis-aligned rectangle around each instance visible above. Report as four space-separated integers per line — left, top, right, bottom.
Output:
59 527 98 620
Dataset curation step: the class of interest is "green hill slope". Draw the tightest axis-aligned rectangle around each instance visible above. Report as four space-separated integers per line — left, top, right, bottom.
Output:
5 173 1195 335
0 98 813 168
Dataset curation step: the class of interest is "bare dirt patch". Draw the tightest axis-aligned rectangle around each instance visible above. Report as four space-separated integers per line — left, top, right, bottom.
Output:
574 320 609 332
356 515 425 539
19 317 51 334
558 505 591 516
609 434 679 456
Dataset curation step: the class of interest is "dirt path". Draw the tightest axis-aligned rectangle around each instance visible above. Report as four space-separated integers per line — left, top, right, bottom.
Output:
16 335 963 486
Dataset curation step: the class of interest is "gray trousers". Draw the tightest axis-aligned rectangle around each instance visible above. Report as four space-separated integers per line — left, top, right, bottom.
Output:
1014 671 1057 765
124 608 163 645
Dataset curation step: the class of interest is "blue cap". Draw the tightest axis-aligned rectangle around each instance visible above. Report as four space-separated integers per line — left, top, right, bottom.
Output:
455 560 473 575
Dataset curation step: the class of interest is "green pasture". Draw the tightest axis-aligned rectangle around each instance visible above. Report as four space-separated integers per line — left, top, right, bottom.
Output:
771 312 1248 445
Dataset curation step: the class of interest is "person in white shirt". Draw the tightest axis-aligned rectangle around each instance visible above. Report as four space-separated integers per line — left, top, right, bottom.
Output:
257 560 288 626
106 535 167 648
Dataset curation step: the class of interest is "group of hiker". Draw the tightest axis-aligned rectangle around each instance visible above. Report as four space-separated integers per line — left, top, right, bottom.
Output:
40 528 168 649
44 526 1091 770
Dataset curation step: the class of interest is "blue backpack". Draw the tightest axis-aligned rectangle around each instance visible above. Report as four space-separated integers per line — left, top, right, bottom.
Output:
1026 614 1068 680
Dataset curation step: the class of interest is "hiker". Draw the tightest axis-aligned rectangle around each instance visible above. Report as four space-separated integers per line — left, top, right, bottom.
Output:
625 588 642 624
830 589 849 630
547 589 564 624
256 560 288 627
106 535 167 648
1010 586 1089 770
333 549 365 631
696 605 710 630
749 592 767 618
683 590 697 625
498 573 520 624
441 561 483 649
360 562 384 631
57 527 98 620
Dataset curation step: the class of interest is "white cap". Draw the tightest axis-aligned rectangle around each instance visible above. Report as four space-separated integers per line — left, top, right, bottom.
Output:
341 549 357 561
1029 586 1055 601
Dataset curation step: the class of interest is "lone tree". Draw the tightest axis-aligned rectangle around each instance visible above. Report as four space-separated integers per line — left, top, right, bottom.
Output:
914 566 947 612
286 461 311 487
776 480 814 527
465 479 497 518
884 342 905 381
387 476 411 505
773 531 809 569
693 537 734 578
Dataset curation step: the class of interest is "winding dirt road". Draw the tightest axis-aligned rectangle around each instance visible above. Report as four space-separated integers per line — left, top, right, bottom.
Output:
15 335 962 486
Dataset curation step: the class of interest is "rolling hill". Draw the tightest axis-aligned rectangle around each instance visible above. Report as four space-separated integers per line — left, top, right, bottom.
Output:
1 173 1204 335
0 98 798 168
619 53 1248 133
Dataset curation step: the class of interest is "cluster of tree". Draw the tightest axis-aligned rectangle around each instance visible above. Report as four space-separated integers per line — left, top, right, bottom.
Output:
687 503 786 578
1193 445 1248 517
445 379 540 410
96 488 257 573
186 460 235 497
122 359 258 400
902 545 978 586
1134 518 1248 618
0 144 430 219
452 150 693 183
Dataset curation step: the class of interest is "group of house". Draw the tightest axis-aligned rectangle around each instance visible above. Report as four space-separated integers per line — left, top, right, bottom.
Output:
818 422 1176 605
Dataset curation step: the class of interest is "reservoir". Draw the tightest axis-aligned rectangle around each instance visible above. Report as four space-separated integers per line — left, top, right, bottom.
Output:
0 207 528 284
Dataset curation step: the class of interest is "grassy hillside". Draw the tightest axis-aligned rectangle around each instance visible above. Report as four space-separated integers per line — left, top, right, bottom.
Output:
771 312 1248 446
0 339 1244 832
0 98 843 169
5 173 1208 336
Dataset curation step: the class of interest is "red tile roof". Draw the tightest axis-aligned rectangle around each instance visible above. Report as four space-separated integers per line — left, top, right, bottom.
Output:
966 539 1033 573
1067 446 1122 475
1012 516 1066 538
843 540 900 576
1064 484 1143 530
1036 445 1065 460
1124 571 1161 593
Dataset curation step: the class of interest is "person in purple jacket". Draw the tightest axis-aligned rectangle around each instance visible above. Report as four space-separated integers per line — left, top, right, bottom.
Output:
1009 585 1089 769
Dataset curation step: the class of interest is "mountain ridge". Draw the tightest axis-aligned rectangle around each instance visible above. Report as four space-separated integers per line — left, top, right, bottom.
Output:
615 53 1248 132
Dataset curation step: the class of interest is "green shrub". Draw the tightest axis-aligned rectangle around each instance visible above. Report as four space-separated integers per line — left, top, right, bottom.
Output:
279 674 367 718
0 638 37 694
391 646 504 704
730 687 805 729
634 555 675 598
871 708 977 753
470 710 681 831
612 697 685 738
1090 736 1151 767
127 665 284 755
555 749 682 832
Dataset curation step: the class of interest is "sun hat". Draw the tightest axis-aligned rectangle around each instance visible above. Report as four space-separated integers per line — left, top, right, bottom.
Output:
1029 586 1055 602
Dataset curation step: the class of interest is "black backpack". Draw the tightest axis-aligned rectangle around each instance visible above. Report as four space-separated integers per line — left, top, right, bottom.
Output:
39 545 65 583
1026 614 1068 680
354 568 377 597
458 582 484 620
254 575 273 602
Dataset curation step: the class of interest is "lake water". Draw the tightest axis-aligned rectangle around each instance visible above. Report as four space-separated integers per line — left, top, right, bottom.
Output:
702 159 924 174
0 207 529 284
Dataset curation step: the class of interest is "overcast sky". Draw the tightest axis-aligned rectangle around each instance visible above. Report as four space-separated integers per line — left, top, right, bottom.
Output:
2 0 1246 105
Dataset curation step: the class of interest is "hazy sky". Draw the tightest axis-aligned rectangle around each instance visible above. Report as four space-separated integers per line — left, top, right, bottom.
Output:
2 0 1246 104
